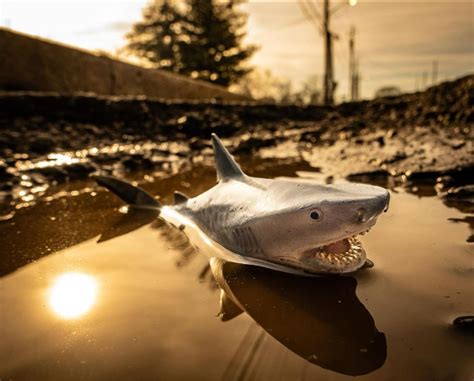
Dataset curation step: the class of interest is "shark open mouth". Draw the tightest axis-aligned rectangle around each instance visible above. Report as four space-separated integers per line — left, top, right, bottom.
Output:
312 236 364 266
270 230 372 274
301 231 371 273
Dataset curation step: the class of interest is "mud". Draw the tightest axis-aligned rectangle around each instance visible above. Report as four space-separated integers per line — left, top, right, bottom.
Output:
0 75 472 215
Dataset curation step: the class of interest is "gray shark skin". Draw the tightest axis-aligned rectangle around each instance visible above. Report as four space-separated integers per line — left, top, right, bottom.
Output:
94 134 389 275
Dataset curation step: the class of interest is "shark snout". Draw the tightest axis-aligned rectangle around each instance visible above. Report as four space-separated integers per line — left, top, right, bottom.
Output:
356 207 379 224
356 189 390 225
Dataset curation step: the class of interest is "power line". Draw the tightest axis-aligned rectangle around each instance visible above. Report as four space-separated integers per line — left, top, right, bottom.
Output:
279 16 309 30
296 0 357 104
297 0 323 33
305 1 323 24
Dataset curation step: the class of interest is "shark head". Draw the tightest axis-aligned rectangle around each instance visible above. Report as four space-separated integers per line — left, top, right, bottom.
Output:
249 179 390 273
211 134 390 274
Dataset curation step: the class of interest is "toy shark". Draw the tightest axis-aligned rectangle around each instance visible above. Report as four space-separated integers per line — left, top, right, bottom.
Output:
93 134 389 275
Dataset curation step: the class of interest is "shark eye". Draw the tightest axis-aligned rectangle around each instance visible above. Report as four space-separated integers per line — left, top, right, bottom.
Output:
310 210 322 221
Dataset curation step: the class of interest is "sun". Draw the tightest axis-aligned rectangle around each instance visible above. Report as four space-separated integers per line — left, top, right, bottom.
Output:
48 272 99 319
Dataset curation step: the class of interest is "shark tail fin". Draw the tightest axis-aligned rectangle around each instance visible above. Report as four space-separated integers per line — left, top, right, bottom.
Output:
211 133 245 182
92 175 161 209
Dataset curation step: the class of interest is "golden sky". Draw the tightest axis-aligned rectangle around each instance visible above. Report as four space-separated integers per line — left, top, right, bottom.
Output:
1 0 473 99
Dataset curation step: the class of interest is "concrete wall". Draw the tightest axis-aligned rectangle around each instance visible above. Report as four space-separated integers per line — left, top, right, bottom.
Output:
0 28 248 101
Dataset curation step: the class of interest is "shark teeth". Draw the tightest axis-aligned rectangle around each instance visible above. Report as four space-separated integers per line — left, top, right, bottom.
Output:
306 235 366 269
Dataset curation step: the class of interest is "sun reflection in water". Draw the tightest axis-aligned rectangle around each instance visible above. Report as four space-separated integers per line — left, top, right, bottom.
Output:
48 272 98 319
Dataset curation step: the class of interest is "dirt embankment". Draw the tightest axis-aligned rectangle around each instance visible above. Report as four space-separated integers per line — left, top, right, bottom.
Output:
0 28 247 101
0 75 472 213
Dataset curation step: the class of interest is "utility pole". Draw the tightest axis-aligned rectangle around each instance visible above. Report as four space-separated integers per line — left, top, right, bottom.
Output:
4 18 12 29
348 26 359 101
349 26 354 101
297 0 356 105
323 0 335 105
354 58 360 100
432 60 438 85
421 71 428 89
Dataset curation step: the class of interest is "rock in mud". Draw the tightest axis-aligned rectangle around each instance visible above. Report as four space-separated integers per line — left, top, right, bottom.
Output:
405 170 444 183
189 137 210 151
380 151 407 164
64 162 97 180
346 170 390 183
29 134 56 154
0 161 13 181
233 136 278 155
453 316 474 333
29 166 69 183
440 185 474 202
120 154 156 171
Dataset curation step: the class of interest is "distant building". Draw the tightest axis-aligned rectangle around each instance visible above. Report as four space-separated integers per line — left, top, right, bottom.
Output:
374 86 402 98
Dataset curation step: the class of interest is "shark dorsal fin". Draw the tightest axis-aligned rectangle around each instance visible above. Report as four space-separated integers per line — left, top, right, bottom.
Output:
211 133 245 182
174 191 189 204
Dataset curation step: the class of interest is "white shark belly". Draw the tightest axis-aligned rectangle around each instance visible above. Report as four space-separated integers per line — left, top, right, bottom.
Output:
160 206 315 276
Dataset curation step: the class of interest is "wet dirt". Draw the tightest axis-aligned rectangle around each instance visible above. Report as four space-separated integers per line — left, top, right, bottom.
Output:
0 75 472 215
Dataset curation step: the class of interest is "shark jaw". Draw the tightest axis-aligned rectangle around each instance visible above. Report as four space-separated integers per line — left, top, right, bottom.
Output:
273 228 375 275
303 235 366 273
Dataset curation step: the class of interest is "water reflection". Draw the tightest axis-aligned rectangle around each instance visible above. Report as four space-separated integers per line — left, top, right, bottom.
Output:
210 259 387 376
48 272 99 319
448 216 474 243
1 172 472 380
98 208 159 243
0 166 216 277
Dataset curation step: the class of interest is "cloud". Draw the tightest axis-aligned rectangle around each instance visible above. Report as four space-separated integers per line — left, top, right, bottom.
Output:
106 21 133 32
79 21 132 35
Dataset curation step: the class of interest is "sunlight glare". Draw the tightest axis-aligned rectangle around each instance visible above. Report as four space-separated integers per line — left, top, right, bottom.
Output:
349 0 358 6
48 272 98 319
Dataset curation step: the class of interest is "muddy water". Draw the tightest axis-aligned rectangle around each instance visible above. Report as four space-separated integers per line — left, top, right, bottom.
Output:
0 161 472 381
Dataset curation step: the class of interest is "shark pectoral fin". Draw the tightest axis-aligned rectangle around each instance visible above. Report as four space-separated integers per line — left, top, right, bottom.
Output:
218 289 244 322
173 191 189 205
211 133 246 182
210 258 245 322
92 175 161 209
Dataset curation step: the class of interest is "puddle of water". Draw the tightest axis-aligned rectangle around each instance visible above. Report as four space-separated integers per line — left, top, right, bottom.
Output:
0 162 472 380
